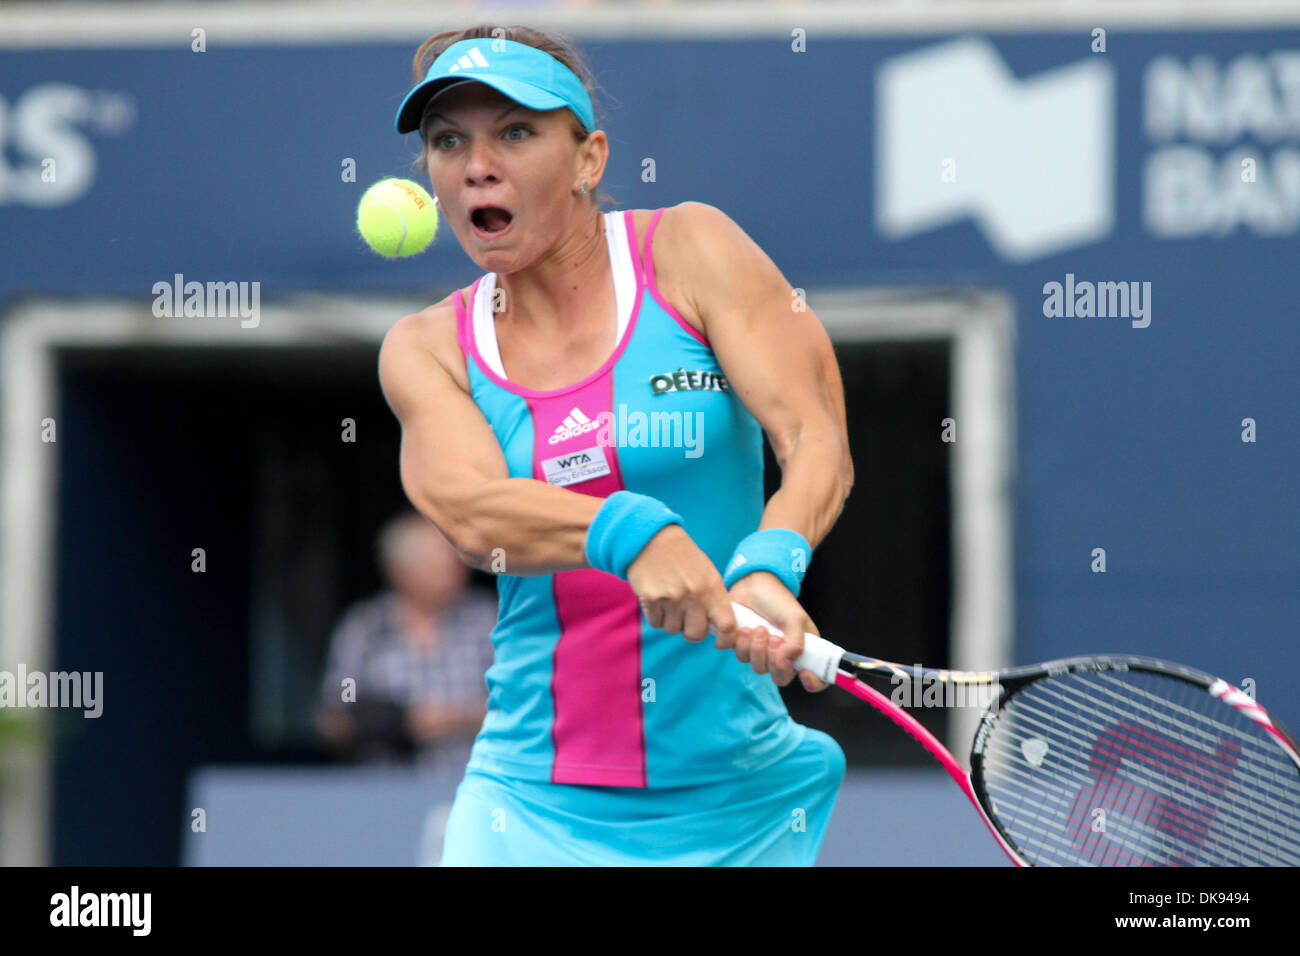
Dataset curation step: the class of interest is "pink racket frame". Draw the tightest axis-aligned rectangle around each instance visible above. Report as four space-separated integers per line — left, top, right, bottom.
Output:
834 673 1028 867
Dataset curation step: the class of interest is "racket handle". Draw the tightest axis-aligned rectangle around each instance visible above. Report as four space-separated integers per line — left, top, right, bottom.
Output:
726 602 845 684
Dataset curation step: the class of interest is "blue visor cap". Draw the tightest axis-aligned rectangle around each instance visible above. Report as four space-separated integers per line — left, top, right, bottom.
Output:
395 38 595 136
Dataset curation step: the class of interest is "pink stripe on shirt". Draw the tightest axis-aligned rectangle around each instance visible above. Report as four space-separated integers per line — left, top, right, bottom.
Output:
524 355 646 787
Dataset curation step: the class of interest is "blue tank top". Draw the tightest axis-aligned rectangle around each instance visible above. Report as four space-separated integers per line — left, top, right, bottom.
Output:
454 207 803 787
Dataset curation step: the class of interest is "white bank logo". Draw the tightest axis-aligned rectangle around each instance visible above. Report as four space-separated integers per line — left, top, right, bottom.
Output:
876 38 1115 261
0 84 136 206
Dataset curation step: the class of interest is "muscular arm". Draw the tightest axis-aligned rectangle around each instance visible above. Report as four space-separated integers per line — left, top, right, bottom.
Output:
378 309 604 576
663 202 853 548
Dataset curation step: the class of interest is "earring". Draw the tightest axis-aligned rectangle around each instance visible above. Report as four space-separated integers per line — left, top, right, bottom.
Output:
580 180 589 195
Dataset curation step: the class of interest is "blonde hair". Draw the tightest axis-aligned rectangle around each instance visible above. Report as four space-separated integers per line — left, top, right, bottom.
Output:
377 512 444 574
407 24 618 211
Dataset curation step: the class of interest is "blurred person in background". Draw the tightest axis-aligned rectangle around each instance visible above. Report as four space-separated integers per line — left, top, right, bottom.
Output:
315 511 497 770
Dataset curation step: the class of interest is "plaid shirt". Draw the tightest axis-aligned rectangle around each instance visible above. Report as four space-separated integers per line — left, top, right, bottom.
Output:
319 589 497 711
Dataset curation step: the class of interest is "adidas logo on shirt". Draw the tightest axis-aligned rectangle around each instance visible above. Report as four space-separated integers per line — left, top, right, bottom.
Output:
446 47 491 73
549 407 603 444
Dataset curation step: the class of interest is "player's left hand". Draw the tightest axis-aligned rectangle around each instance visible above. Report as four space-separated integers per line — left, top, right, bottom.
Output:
723 572 829 692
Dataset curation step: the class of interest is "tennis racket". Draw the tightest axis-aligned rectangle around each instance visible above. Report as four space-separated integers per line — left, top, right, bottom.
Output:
728 602 1300 866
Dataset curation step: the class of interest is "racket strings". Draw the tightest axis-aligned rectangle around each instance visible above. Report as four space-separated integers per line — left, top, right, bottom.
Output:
1088 671 1299 771
982 735 1291 866
981 775 1254 866
981 736 1287 867
1005 673 1300 814
978 669 1300 866
1006 684 1300 819
982 751 1264 867
870 666 1300 863
989 682 1300 865
990 677 1300 866
867 661 1294 784
1011 679 1300 828
982 673 1300 819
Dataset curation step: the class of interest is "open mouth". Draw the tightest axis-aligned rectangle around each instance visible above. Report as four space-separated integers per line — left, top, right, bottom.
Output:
471 206 514 235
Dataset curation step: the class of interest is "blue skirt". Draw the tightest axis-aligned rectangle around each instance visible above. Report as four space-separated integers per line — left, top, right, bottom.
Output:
439 727 845 866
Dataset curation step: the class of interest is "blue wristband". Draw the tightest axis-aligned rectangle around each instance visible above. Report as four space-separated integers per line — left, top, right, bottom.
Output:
585 491 683 578
723 528 812 597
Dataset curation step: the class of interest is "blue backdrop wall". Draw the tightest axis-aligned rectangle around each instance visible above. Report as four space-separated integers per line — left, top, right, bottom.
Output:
3 29 1296 729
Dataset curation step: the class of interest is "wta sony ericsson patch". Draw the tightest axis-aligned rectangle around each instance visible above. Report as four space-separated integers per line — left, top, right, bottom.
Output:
649 368 730 396
540 445 612 488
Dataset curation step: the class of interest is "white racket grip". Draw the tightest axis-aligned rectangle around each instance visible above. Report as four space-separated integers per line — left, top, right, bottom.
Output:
727 602 845 684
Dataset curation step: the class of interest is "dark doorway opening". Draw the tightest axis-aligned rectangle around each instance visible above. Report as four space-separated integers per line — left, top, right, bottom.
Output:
51 345 436 864
50 334 955 863
774 339 954 765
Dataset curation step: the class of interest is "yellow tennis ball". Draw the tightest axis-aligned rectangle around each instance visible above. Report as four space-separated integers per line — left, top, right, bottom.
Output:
356 178 438 258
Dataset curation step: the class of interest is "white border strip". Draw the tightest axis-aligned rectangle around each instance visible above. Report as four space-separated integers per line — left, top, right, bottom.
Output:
1 0 1299 47
815 288 1016 768
0 316 57 870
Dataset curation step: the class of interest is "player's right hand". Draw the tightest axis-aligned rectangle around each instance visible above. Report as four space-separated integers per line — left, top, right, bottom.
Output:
626 525 737 647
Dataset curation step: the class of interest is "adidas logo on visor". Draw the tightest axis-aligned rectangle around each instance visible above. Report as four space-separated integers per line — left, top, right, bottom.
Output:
549 407 601 444
447 47 491 73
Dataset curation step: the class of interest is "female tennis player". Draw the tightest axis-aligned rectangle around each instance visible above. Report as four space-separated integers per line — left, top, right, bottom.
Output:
379 26 854 866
